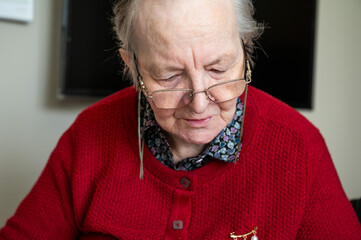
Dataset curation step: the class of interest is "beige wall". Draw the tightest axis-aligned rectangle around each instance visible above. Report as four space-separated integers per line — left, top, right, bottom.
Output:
299 0 361 200
0 0 95 227
0 0 360 227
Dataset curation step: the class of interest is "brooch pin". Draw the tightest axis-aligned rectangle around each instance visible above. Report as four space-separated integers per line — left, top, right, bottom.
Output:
230 226 258 240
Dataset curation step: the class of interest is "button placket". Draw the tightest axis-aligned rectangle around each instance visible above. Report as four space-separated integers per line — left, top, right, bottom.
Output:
164 189 193 240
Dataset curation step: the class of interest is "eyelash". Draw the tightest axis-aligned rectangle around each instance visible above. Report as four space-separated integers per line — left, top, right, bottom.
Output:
159 74 182 81
159 68 227 81
211 69 226 74
167 75 180 80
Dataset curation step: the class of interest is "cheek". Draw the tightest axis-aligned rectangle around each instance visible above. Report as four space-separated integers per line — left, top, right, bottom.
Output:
149 102 177 128
218 99 238 120
219 100 236 110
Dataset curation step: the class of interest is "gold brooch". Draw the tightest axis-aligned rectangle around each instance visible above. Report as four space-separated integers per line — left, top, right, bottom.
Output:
230 226 258 240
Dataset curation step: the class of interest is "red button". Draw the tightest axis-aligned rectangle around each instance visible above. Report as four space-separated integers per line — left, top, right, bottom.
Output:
179 177 191 188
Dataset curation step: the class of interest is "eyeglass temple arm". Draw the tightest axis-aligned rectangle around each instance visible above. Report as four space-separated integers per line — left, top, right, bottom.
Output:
133 53 144 89
240 39 252 84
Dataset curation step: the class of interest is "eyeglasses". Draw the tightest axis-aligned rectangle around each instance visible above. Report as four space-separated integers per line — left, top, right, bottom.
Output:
140 77 250 109
133 42 252 109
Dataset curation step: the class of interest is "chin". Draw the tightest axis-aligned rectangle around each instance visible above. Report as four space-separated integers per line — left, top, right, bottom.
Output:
180 129 219 145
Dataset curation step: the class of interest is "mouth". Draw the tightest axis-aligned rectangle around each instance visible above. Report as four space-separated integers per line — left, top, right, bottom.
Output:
185 117 212 128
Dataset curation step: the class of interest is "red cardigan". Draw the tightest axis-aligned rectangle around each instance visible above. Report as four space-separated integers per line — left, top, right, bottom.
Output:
1 86 360 239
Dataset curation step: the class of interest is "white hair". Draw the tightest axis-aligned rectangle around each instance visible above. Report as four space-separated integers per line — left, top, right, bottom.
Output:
113 0 263 83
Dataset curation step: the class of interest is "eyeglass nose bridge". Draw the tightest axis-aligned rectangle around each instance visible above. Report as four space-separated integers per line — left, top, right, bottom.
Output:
189 89 213 102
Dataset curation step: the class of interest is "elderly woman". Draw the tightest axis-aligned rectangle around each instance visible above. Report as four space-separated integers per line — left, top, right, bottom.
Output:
1 0 361 239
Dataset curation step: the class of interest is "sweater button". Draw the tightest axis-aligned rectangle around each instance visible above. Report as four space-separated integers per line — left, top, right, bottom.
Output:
173 220 183 230
179 177 190 188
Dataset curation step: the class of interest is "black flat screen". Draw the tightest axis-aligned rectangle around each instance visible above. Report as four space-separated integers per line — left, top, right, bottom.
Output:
60 0 316 108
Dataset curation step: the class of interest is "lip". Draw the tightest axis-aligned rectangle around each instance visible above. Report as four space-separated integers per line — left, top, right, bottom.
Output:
185 117 212 128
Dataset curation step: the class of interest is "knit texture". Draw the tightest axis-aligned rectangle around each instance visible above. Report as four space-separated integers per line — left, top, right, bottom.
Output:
1 86 360 239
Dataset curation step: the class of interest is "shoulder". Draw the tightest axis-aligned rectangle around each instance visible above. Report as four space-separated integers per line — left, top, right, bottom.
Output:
246 86 328 161
247 86 321 138
64 86 138 153
62 86 139 171
72 86 137 130
78 86 137 120
245 86 330 187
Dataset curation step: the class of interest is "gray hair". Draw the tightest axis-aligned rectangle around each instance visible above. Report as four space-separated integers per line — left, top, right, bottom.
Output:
113 0 263 83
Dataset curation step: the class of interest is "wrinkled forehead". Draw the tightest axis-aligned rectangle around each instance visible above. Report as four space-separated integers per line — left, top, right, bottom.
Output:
133 0 238 51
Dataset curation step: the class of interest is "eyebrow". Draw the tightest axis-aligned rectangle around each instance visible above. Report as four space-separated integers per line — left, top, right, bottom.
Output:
148 62 184 77
205 53 237 67
147 53 238 77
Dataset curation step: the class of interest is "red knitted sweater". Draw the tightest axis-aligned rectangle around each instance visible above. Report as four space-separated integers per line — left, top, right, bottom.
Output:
1 86 360 239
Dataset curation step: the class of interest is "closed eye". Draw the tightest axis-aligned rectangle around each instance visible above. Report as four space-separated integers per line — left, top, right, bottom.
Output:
211 69 226 74
158 73 183 82
209 69 229 77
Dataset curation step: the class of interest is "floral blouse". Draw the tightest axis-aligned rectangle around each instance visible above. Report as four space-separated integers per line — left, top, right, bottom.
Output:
140 93 243 171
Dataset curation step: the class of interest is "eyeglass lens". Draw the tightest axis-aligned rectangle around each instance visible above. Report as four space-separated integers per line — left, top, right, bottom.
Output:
151 79 245 109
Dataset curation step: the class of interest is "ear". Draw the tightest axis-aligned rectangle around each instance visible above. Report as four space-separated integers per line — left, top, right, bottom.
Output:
119 48 132 68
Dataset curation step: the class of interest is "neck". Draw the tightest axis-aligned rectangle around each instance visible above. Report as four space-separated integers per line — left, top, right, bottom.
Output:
166 134 206 163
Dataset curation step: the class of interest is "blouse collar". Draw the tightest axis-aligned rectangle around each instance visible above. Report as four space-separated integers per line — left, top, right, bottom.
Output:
140 93 243 171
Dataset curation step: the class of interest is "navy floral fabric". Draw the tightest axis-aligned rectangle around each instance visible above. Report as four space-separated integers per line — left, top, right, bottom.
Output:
140 93 243 171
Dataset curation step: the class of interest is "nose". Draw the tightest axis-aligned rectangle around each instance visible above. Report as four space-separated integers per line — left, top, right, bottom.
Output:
185 72 210 113
187 89 209 114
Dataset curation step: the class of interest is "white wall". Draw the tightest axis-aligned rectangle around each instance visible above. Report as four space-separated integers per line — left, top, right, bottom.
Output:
0 0 360 227
299 0 361 200
0 0 95 227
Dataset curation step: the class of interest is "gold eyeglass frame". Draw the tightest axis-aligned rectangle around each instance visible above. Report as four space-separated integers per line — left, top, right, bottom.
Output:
137 77 250 110
133 45 251 110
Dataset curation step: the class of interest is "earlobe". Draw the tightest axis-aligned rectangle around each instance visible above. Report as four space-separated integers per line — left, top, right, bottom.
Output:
119 48 132 67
